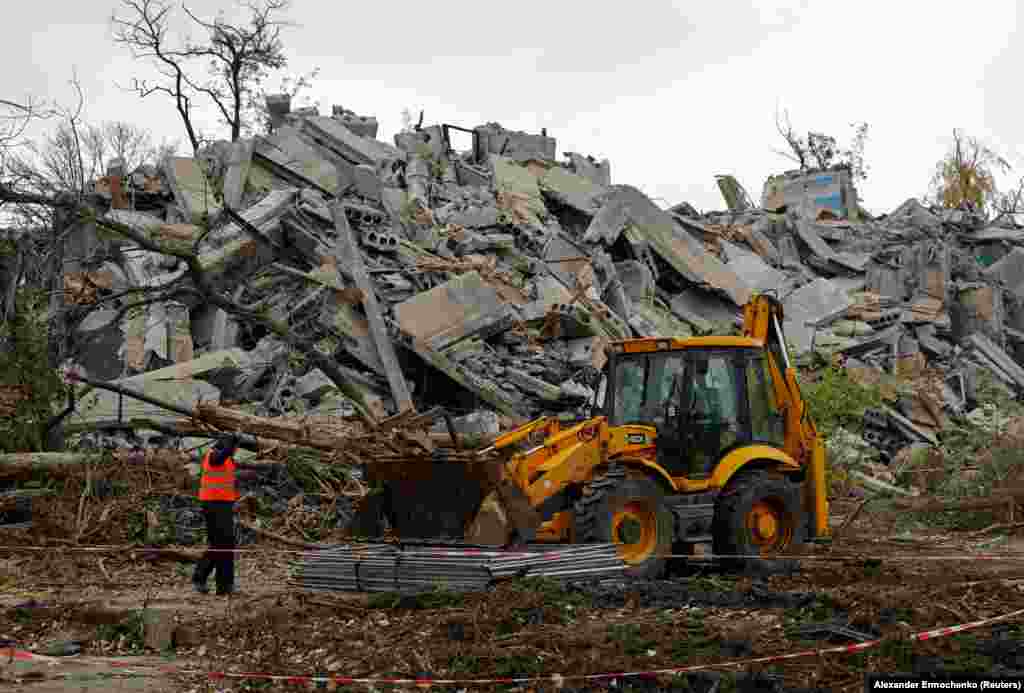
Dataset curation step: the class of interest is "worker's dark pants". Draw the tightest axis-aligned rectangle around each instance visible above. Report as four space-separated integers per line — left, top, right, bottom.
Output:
193 501 235 591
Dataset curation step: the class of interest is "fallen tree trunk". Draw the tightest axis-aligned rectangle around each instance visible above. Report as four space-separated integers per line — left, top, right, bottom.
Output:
192 404 354 452
0 450 188 475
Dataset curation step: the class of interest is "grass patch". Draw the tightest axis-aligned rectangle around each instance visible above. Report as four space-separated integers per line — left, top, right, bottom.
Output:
366 587 465 610
95 609 146 652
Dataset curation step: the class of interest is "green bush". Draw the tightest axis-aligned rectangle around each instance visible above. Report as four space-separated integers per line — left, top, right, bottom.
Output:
0 288 70 452
799 366 883 437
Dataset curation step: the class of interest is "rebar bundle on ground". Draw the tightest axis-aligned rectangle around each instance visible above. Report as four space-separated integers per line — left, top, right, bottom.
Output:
288 542 628 594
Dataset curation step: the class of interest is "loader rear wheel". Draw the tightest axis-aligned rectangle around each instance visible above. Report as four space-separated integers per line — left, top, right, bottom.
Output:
573 466 674 579
712 469 805 574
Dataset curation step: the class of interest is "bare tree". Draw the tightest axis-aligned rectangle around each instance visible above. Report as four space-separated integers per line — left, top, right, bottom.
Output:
774 108 809 170
773 109 870 181
111 0 294 153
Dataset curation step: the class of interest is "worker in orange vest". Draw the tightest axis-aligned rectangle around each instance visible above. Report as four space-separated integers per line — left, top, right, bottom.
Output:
192 434 255 595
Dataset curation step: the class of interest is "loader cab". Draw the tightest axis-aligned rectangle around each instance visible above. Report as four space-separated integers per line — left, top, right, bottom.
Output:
605 342 786 479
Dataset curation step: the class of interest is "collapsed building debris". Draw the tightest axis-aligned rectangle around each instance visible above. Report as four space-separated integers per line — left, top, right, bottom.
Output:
20 92 1024 477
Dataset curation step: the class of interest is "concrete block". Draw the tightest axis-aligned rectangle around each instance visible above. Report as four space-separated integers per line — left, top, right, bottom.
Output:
361 228 401 253
352 164 381 201
394 270 513 351
583 194 629 244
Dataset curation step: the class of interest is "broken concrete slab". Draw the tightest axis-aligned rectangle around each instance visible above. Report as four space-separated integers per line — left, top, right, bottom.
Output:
475 123 556 162
667 289 741 335
253 127 346 195
332 201 413 414
331 106 380 139
506 368 563 402
299 116 400 167
222 139 254 210
782 278 853 355
792 219 838 265
983 246 1024 293
629 300 694 339
565 152 611 186
613 260 654 302
966 332 1024 389
583 194 629 245
394 270 514 352
606 186 751 306
720 240 788 294
69 373 220 428
566 336 610 371
954 284 1005 344
162 157 222 223
490 156 547 226
542 234 592 289
538 165 606 215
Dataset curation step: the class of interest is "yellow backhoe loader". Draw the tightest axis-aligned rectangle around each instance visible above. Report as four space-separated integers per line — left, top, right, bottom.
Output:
356 293 829 577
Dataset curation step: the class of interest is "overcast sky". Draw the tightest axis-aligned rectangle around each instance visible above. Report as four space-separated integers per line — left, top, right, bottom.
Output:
8 0 1022 215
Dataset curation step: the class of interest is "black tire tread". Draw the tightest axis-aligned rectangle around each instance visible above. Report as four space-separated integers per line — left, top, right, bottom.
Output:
573 465 672 579
712 469 805 575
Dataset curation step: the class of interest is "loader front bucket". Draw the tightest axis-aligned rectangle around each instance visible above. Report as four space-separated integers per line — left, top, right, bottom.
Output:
352 456 541 545
465 480 543 546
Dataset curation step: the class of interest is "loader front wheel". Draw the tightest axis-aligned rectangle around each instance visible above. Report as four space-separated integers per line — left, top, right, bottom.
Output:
573 466 674 579
712 470 805 574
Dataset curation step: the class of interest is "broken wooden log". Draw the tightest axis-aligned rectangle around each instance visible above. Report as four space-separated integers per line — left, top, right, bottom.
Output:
237 520 326 550
0 450 189 476
191 404 355 452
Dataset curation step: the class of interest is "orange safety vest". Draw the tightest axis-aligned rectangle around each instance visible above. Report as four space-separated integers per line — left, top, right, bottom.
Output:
198 451 238 502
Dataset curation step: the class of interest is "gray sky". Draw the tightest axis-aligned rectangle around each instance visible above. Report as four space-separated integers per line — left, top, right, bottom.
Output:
8 0 1022 215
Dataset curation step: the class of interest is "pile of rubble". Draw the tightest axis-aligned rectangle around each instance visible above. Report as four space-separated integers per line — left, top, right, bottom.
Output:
55 95 1024 458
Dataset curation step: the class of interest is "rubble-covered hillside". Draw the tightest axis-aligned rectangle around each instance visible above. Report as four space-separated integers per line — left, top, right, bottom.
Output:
53 96 1024 455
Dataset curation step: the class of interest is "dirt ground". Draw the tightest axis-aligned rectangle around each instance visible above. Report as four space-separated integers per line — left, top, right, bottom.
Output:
4 497 1024 692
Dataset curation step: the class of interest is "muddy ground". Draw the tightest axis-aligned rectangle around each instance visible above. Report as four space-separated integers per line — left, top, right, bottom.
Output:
3 496 1024 692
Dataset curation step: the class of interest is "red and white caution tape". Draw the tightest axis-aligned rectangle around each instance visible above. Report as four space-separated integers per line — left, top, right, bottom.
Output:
169 607 1024 687
3 608 1022 686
